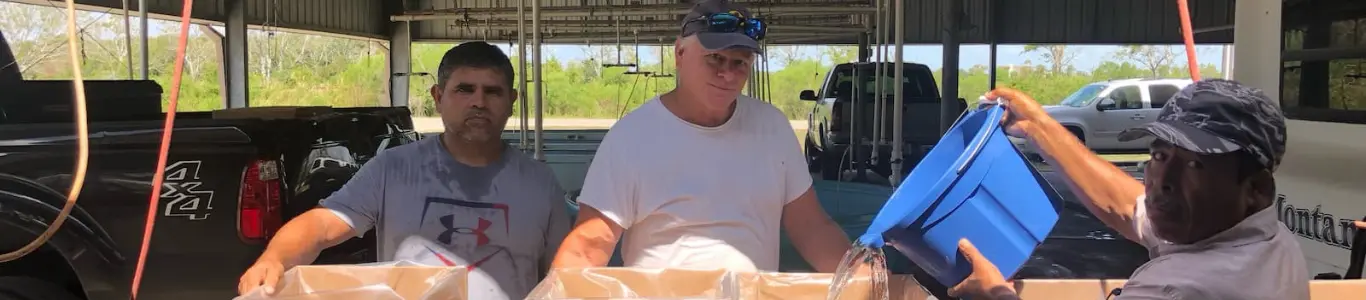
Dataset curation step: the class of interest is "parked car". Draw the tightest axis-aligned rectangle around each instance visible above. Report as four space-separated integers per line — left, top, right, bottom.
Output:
799 62 966 183
0 30 416 300
1014 78 1192 160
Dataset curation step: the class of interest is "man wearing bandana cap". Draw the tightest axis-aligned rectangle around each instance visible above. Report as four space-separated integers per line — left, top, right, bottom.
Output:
951 80 1311 300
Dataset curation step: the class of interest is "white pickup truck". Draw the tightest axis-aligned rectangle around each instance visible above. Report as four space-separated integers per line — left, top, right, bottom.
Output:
1014 78 1193 159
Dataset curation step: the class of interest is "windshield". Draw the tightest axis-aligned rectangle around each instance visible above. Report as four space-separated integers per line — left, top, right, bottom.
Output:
1059 84 1106 107
821 64 936 100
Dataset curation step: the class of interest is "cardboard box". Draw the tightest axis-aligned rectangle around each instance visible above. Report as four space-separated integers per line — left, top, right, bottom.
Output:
527 268 1366 300
738 272 932 300
525 268 931 300
234 262 467 300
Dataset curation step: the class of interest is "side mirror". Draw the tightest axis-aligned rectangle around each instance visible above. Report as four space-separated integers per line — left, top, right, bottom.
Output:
799 90 818 101
1096 98 1117 111
1136 160 1149 173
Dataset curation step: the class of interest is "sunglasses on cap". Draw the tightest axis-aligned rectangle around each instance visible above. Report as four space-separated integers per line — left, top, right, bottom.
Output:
689 13 767 41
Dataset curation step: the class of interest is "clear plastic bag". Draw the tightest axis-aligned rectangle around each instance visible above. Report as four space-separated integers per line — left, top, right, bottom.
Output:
233 260 467 300
525 268 737 299
524 268 929 300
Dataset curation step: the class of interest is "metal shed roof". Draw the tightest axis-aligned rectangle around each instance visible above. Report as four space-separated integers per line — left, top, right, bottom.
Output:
6 0 1236 45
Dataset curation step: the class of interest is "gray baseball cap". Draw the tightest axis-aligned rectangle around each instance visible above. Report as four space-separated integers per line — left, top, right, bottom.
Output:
679 0 763 54
1118 79 1288 171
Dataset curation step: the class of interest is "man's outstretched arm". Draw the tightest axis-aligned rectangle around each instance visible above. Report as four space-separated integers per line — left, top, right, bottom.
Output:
551 204 624 268
782 187 851 273
258 209 359 268
990 89 1147 243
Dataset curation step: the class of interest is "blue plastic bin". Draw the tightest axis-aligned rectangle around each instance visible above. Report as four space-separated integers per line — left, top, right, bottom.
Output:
857 104 1060 288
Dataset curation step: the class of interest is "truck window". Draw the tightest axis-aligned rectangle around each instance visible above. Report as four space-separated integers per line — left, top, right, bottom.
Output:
1148 84 1181 108
1060 84 1106 108
1281 7 1366 124
1109 86 1144 110
820 64 937 100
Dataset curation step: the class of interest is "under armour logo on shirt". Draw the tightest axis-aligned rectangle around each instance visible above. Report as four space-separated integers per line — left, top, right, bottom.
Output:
438 215 493 246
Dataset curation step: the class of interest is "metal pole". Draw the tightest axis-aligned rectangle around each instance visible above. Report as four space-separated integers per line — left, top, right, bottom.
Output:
533 0 544 160
987 0 997 89
121 0 134 79
940 0 962 134
138 0 148 79
878 0 890 144
868 0 879 165
890 0 905 186
1229 43 1240 79
518 0 529 151
760 40 769 101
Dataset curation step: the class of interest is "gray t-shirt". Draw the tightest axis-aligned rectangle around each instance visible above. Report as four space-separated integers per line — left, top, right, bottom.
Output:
320 136 571 300
1121 195 1310 299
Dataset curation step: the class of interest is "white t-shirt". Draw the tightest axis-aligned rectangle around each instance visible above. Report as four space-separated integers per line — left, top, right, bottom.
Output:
577 95 813 272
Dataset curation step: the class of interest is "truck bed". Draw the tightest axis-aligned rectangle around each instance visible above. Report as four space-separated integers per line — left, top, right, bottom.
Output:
0 105 415 300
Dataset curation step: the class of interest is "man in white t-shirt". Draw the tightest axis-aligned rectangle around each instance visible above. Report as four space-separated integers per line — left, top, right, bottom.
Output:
548 0 854 272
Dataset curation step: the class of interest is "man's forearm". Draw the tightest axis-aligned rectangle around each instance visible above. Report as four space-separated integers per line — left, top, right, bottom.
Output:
1027 119 1146 241
258 210 353 269
549 239 611 268
791 217 852 273
550 220 620 268
259 220 331 269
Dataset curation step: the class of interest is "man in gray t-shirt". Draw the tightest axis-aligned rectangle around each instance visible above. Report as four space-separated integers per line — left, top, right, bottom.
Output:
237 42 570 300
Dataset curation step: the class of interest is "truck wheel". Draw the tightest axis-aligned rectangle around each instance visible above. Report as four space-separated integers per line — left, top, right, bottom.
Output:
804 137 821 173
0 276 81 300
818 152 843 181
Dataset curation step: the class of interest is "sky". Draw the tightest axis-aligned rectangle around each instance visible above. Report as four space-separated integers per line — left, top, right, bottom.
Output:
11 2 1230 73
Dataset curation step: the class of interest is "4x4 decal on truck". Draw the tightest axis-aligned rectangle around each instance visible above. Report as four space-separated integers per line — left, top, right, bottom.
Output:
161 160 216 220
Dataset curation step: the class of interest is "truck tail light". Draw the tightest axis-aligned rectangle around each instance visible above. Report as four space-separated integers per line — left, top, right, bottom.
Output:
239 159 282 242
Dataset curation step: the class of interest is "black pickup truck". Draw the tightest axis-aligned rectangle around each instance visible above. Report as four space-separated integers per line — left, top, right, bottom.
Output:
800 62 967 183
0 31 413 300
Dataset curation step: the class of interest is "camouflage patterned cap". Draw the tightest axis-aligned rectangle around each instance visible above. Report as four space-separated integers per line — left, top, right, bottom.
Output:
1118 79 1287 171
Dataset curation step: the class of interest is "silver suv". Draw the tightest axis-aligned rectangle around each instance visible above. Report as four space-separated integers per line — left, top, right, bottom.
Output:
1013 78 1193 158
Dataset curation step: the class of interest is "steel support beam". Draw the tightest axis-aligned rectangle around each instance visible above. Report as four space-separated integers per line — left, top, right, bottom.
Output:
940 0 963 134
393 4 875 20
389 21 413 107
858 33 870 62
225 0 249 108
199 25 227 108
988 0 998 89
518 0 529 150
1233 0 1281 101
533 0 544 161
890 0 905 185
138 0 148 79
447 18 857 27
455 24 866 33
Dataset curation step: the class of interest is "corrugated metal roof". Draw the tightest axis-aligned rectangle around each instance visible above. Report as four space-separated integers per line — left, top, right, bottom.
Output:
5 0 1236 44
